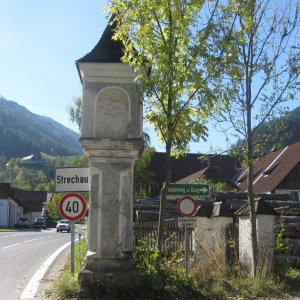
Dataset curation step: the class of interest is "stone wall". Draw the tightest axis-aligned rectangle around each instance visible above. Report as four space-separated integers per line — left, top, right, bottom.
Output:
239 214 275 273
193 216 232 263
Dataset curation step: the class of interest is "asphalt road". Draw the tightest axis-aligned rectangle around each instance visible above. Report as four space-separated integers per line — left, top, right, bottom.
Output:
0 228 74 300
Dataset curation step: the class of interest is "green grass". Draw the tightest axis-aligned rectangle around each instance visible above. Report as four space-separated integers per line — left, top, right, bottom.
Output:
47 239 300 300
279 267 300 295
0 228 16 232
49 238 87 300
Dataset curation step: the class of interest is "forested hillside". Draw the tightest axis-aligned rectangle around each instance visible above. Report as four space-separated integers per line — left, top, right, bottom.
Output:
0 96 82 159
278 106 300 146
0 153 88 191
235 106 300 154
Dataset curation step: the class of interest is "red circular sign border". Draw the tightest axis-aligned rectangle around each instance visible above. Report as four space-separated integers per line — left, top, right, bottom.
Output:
59 193 87 221
177 196 197 217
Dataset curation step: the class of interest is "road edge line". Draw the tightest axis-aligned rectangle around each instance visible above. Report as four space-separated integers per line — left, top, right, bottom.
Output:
20 241 71 299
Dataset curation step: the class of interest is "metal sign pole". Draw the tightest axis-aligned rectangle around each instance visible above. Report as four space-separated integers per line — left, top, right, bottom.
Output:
70 221 75 274
184 226 189 276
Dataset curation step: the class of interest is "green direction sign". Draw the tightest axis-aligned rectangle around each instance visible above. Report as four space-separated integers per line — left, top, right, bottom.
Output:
167 183 210 197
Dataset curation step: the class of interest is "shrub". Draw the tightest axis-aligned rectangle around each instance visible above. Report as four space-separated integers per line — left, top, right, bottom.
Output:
50 238 87 300
134 241 203 299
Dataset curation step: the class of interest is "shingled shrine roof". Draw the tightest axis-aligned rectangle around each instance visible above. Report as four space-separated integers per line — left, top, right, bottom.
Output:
235 197 278 216
76 17 124 65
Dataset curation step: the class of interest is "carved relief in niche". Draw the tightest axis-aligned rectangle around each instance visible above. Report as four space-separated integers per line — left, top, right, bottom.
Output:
95 88 129 139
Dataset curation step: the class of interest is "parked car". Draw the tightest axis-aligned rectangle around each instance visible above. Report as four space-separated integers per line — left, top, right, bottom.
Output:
15 217 31 228
33 218 47 229
56 219 71 233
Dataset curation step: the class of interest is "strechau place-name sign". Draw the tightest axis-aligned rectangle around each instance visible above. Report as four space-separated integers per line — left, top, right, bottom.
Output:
55 167 90 192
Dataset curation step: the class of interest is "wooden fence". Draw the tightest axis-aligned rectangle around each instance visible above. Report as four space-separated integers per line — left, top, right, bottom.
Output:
134 219 193 256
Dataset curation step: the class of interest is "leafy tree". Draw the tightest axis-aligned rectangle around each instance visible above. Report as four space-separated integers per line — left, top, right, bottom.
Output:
109 0 229 250
213 0 300 277
46 193 62 221
134 146 157 198
67 96 82 131
36 182 54 192
66 155 89 167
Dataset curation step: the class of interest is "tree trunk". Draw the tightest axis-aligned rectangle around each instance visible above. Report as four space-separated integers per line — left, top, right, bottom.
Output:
246 57 258 278
247 149 258 278
157 139 172 252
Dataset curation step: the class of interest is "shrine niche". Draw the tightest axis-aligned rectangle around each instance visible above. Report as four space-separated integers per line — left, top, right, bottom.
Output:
94 87 129 139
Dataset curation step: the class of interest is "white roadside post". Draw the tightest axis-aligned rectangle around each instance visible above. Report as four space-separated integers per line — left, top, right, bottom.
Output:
177 196 197 276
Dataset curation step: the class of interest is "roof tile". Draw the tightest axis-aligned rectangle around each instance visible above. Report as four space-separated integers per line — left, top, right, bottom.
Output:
76 17 124 64
235 142 300 193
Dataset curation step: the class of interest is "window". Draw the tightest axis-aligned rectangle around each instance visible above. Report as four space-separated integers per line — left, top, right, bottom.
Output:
290 191 300 202
263 164 278 177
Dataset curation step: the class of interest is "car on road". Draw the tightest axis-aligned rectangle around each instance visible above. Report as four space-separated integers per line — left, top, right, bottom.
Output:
15 217 31 228
33 218 47 229
56 219 71 233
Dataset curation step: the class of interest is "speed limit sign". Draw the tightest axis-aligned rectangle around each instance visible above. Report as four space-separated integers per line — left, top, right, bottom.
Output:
59 193 87 221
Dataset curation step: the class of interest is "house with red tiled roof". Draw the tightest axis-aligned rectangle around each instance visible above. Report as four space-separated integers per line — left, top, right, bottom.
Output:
148 152 241 197
235 141 300 201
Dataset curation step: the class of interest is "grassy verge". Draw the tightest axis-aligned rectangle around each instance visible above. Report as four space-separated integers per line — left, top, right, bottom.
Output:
48 238 87 300
47 239 300 300
0 228 16 232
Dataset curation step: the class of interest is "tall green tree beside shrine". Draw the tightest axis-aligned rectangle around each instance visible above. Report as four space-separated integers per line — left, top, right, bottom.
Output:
109 0 230 250
213 0 300 277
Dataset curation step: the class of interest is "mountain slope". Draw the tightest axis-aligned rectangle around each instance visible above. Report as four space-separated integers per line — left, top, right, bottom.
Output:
234 106 300 154
0 96 82 159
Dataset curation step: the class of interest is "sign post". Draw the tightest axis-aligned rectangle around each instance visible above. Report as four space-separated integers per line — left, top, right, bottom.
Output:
176 196 197 276
58 193 87 274
70 221 75 274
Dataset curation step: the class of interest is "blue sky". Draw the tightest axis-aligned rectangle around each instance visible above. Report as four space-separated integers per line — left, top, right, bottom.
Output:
0 0 107 131
0 0 228 153
1 1 298 155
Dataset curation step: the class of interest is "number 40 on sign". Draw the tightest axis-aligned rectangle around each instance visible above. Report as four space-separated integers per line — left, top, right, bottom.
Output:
59 193 87 221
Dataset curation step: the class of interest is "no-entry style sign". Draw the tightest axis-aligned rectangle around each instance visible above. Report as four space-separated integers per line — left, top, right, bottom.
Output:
177 196 197 217
59 193 87 221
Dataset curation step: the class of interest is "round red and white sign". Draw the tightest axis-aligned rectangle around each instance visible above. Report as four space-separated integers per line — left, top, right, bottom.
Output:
59 193 87 221
177 196 197 217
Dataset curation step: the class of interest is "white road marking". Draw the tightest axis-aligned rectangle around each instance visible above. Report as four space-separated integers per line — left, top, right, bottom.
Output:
20 241 71 299
24 239 37 243
2 243 21 249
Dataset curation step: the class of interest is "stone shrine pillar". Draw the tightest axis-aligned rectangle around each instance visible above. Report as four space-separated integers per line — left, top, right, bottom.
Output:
76 19 143 287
